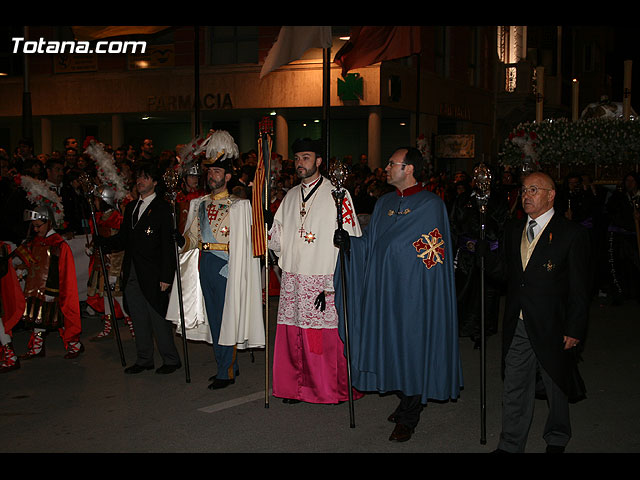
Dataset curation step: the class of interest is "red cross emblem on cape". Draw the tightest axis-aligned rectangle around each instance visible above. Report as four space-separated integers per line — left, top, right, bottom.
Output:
341 197 354 226
413 228 445 269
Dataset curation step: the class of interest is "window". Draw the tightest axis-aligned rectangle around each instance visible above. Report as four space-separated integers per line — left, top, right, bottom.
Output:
435 26 450 78
498 26 527 92
210 26 258 65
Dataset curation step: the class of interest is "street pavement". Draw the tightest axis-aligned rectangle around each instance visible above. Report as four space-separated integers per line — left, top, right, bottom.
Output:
1 294 639 456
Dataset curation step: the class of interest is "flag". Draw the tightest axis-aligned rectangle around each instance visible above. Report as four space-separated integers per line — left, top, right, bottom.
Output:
251 125 272 257
260 26 332 78
72 26 171 41
333 26 422 77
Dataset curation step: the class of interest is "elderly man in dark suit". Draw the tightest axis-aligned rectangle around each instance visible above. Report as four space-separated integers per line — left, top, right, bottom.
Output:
495 171 589 453
100 162 181 374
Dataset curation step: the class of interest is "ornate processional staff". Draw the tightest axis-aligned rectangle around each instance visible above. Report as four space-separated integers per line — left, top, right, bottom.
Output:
329 158 356 428
78 172 126 367
473 162 492 445
163 167 191 384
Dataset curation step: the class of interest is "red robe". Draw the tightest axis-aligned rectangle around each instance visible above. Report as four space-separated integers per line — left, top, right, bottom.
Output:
0 242 25 337
86 210 125 317
15 233 82 346
176 188 205 233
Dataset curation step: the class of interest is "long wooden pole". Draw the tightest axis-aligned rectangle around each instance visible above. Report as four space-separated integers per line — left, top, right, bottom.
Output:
86 199 126 366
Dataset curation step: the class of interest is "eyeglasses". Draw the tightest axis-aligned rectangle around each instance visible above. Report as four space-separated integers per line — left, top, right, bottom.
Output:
520 185 553 196
387 161 407 168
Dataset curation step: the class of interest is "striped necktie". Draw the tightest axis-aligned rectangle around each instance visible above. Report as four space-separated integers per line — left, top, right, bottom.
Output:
527 219 537 243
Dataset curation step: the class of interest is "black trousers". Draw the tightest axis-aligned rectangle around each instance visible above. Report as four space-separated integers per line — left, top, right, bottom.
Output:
391 392 423 429
124 265 181 368
498 318 571 452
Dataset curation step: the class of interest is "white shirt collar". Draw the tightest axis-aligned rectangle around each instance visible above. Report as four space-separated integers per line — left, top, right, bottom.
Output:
301 175 321 188
139 192 156 205
527 207 554 239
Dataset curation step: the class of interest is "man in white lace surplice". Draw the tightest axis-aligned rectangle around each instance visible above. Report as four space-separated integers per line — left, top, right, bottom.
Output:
268 138 361 404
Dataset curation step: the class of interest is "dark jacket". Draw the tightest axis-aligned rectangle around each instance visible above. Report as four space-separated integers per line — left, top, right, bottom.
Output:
500 212 590 402
102 194 176 317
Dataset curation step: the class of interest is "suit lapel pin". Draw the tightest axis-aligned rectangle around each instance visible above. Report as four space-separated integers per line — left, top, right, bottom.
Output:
145 226 153 235
544 259 555 271
548 232 552 245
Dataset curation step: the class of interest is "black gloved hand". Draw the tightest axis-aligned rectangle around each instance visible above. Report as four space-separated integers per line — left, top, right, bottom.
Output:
314 291 326 312
333 228 350 255
264 208 274 230
172 229 185 248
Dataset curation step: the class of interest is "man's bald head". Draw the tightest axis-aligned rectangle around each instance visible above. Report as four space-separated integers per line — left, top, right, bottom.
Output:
521 171 556 219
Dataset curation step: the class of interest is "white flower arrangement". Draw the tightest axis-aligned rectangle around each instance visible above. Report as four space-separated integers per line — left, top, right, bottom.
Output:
500 117 640 168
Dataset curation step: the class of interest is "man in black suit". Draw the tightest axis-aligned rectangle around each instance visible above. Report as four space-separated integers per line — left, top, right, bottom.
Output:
495 171 589 453
100 162 181 374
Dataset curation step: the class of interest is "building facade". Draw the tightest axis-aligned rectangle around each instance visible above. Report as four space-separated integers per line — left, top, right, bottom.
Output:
0 25 632 176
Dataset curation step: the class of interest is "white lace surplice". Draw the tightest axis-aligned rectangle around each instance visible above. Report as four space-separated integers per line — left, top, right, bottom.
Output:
268 178 361 331
278 271 338 329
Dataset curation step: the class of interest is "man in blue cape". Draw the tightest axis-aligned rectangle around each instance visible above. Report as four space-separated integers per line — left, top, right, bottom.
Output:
334 146 463 442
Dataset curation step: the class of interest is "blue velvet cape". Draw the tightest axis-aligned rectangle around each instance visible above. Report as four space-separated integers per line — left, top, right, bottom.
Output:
335 187 463 403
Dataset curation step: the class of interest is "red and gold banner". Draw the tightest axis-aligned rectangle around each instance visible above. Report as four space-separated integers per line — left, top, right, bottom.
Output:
251 133 272 257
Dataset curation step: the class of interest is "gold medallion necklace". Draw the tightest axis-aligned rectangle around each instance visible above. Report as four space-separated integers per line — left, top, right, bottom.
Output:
298 176 322 243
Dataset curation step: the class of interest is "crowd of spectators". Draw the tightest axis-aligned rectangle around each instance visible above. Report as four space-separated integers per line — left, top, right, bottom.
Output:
1 135 639 310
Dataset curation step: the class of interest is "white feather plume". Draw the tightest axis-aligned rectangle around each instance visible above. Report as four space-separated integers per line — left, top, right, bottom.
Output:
84 140 128 201
15 174 65 228
176 134 206 175
194 130 239 162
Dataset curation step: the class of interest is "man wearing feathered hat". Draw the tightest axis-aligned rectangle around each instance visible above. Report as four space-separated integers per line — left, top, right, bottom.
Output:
85 186 135 341
174 139 206 233
171 130 264 390
83 141 135 341
12 199 84 360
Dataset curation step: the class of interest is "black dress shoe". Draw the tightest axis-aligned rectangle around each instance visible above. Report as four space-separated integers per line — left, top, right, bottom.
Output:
282 398 301 404
546 444 566 453
208 371 239 381
156 364 181 374
491 448 511 453
207 377 235 390
124 364 154 374
389 423 414 442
